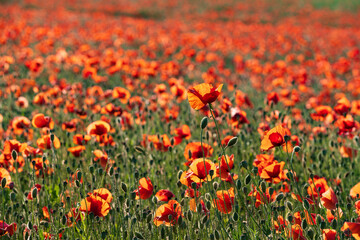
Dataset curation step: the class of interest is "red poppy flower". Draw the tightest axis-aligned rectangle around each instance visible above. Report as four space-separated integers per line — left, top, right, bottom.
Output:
134 177 153 200
155 190 175 202
0 221 17 237
79 195 110 218
32 113 54 129
321 188 338 210
214 187 235 214
154 200 182 226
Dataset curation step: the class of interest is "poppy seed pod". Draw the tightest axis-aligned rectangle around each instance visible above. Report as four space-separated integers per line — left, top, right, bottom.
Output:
201 117 208 129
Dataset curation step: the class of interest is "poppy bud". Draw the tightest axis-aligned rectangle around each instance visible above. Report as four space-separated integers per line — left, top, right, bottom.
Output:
191 182 197 190
307 229 314 239
75 180 81 188
201 117 208 129
293 146 301 152
1 177 6 188
213 182 219 190
76 171 82 180
303 199 310 210
98 168 103 175
241 160 248 169
320 220 326 229
210 233 215 240
206 131 210 141
130 192 136 200
177 181 182 188
10 192 16 201
206 201 211 210
170 138 175 146
227 137 238 148
284 135 290 142
134 171 139 179
187 209 193 221
276 193 284 202
252 167 258 174
301 219 307 230
196 203 202 212
50 133 55 143
244 174 251 185
135 232 144 240
242 186 248 195
178 170 183 180
134 146 145 154
258 182 266 193
32 187 38 199
11 150 17 160
121 182 128 192
109 167 114 176
61 215 67 225
214 230 220 240
287 213 293 222
236 179 242 190
331 219 337 229
232 212 239 222
285 201 293 211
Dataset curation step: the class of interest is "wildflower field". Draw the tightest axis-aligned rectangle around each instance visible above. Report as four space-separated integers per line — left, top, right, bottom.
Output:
1 0 360 239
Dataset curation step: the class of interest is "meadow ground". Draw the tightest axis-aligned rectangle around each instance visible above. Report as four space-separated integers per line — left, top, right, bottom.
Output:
1 0 360 239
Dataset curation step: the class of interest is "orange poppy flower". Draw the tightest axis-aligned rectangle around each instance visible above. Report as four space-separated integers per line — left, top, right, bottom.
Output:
216 155 236 182
189 198 209 214
188 158 217 183
307 176 329 198
0 221 17 237
326 208 343 223
321 187 338 210
342 222 360 240
259 161 286 184
322 229 339 240
350 182 360 198
11 116 31 135
155 190 175 202
93 150 113 169
32 113 54 129
173 125 191 145
112 87 130 104
154 200 182 226
86 120 111 136
90 188 113 204
334 97 350 115
134 177 153 200
187 83 223 110
79 195 110 218
184 142 213 163
24 146 43 158
214 187 235 214
37 134 61 149
2 139 27 155
260 125 291 151
68 146 86 157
